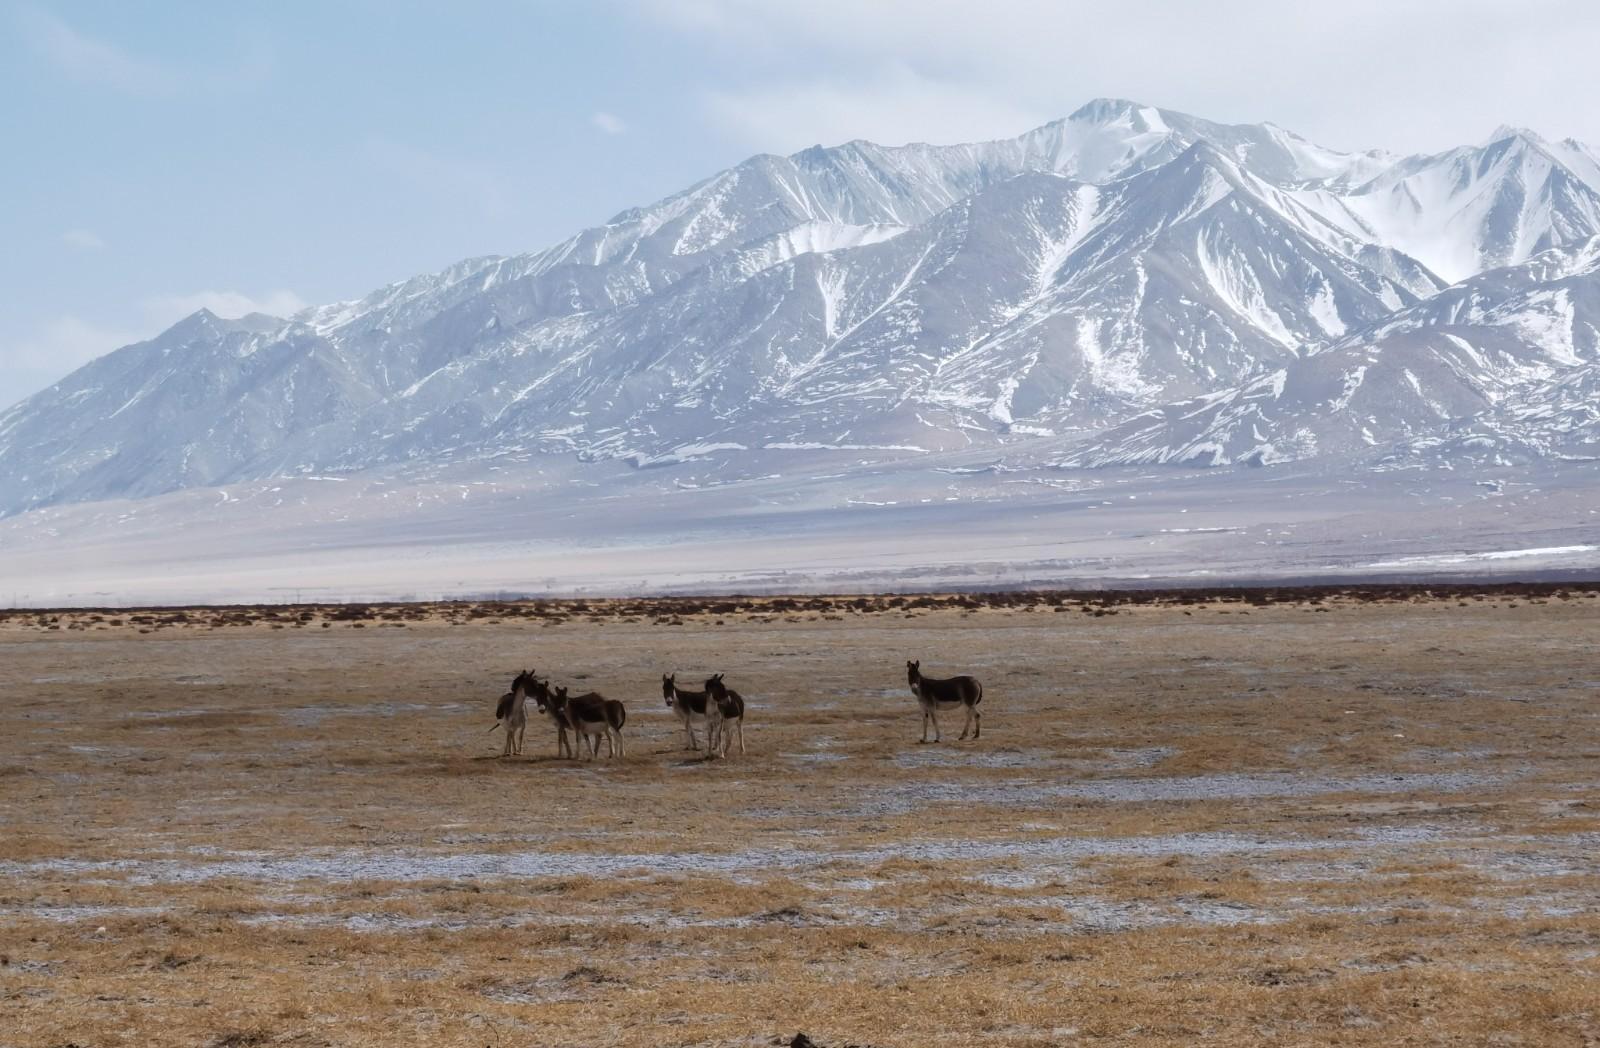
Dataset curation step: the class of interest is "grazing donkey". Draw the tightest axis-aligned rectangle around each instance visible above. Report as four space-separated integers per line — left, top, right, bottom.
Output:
662 673 711 750
906 660 983 743
703 673 747 758
493 671 531 756
550 685 627 760
514 670 572 759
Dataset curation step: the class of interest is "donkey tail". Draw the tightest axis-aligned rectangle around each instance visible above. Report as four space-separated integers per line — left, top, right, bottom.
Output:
974 681 984 706
609 701 627 731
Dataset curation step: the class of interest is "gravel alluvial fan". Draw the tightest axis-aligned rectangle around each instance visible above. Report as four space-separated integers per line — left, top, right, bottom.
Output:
4 99 1600 514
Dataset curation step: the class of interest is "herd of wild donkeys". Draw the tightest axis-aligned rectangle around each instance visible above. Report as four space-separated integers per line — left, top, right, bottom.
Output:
491 661 984 760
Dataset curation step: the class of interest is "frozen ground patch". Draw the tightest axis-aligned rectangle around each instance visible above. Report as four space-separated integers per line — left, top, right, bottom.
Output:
0 827 1467 888
860 769 1496 814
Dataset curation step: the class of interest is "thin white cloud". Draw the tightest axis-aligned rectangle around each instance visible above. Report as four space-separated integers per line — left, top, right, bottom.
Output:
2 316 140 407
635 0 1600 155
17 8 276 97
62 229 106 251
1 290 309 407
12 316 137 368
17 7 179 95
591 111 628 135
704 66 1046 152
141 290 308 327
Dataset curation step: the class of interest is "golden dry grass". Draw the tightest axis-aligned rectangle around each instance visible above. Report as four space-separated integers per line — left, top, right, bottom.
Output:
2 587 1598 1046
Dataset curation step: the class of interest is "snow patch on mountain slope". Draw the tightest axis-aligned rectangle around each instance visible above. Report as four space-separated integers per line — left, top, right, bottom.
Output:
4 104 1600 520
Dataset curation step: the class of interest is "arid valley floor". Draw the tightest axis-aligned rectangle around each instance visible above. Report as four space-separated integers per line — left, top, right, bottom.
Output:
2 587 1598 1046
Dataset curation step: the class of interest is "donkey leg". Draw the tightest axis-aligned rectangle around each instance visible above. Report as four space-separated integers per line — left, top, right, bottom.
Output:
929 707 942 743
973 708 981 739
919 707 930 744
737 719 745 755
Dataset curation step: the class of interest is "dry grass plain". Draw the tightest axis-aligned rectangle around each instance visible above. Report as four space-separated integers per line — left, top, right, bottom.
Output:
2 586 1598 1047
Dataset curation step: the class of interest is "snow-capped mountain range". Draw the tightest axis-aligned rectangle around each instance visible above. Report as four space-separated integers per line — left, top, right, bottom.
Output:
5 99 1600 520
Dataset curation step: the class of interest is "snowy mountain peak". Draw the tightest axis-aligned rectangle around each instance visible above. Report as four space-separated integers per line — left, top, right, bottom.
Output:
4 102 1600 517
1067 97 1172 133
1484 124 1545 147
157 307 286 343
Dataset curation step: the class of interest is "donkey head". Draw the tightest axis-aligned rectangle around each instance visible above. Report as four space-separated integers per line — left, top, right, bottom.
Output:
907 660 921 686
662 673 676 705
704 672 726 699
511 668 536 693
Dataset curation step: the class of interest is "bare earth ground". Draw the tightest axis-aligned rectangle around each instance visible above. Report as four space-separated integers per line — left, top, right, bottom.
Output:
1 586 1598 1047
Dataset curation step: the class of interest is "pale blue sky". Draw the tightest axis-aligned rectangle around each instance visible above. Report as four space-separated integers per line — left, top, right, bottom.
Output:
6 0 1598 408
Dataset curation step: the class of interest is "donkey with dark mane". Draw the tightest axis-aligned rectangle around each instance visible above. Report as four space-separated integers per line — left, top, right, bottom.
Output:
907 660 983 743
703 673 746 758
662 673 711 750
493 669 534 756
513 669 573 758
545 685 627 760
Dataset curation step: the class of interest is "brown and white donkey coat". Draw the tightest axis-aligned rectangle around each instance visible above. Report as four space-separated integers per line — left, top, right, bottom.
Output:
703 673 746 758
548 685 627 759
493 671 532 756
907 660 983 742
513 670 572 758
662 673 711 750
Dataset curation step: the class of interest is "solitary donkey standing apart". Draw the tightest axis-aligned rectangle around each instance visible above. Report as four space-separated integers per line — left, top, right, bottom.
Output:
662 673 711 750
703 673 747 758
907 660 983 743
550 685 628 760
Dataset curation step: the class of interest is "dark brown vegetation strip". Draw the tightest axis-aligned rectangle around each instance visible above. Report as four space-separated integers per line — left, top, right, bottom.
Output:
4 579 1598 630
